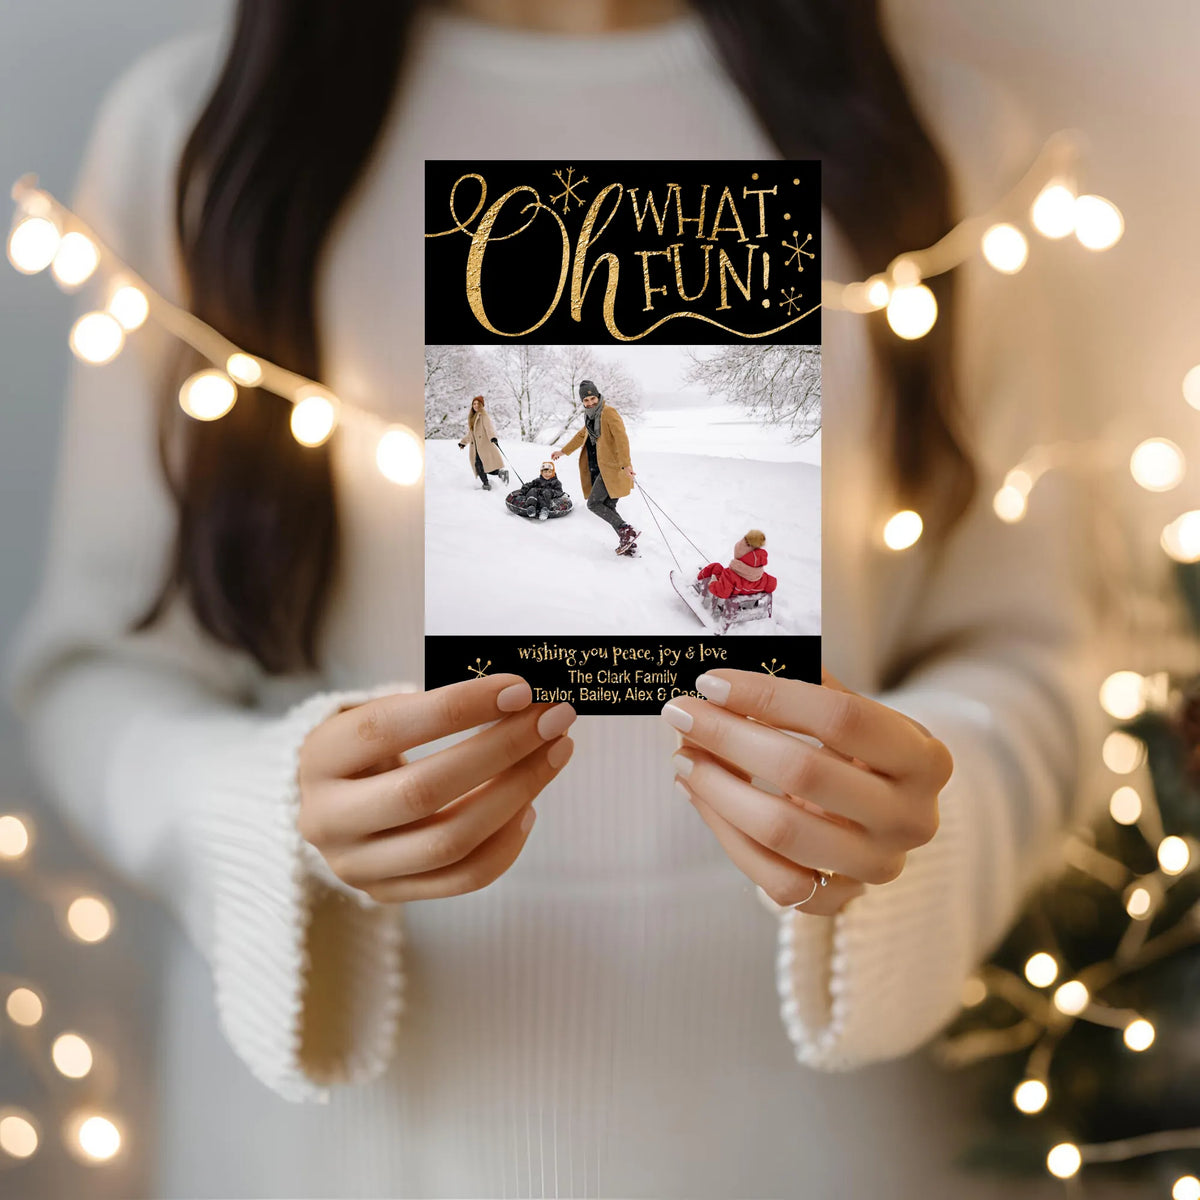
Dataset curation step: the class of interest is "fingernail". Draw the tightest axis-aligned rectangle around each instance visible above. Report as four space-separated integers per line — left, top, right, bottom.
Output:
547 736 574 770
520 807 537 834
497 682 532 712
661 702 693 733
695 674 730 705
537 703 577 740
672 753 694 777
673 779 693 802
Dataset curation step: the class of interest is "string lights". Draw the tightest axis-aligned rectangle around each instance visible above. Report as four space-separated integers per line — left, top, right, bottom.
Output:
935 658 1200 1193
10 133 1120 536
6 174 423 486
1 808 124 1171
827 131 1124 550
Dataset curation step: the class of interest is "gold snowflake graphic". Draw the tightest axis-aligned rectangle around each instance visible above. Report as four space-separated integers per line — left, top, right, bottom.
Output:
467 658 492 678
550 167 589 213
761 658 787 676
779 287 804 316
781 230 815 272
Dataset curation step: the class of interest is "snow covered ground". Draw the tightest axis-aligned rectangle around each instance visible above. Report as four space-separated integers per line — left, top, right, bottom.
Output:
425 404 820 636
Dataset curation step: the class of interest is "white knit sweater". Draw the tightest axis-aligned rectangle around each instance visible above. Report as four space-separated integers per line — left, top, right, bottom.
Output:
4 10 1092 1198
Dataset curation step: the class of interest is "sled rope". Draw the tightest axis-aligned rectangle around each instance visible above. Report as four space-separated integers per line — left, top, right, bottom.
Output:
637 486 686 573
636 483 712 565
495 443 526 486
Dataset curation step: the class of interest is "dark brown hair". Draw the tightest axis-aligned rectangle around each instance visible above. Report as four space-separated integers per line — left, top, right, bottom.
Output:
139 0 970 674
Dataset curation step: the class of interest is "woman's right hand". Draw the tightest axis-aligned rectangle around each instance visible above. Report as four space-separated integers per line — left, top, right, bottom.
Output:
297 676 575 902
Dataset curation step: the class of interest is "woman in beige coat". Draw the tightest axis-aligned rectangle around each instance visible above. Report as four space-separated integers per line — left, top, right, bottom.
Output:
458 395 508 490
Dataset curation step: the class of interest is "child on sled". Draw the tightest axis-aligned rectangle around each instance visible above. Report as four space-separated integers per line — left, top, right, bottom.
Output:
505 461 572 520
697 529 777 598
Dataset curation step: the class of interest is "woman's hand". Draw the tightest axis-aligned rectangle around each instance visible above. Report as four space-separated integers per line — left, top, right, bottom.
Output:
623 465 637 480
663 668 952 916
297 676 575 903
550 449 563 460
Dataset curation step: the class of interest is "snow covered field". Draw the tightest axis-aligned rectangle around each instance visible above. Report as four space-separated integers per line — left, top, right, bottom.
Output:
425 403 820 636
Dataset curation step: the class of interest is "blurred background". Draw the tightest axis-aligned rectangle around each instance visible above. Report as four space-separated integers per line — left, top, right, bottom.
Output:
3 1 1200 1196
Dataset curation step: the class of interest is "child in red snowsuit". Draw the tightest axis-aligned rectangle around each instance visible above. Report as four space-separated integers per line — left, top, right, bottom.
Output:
698 529 777 599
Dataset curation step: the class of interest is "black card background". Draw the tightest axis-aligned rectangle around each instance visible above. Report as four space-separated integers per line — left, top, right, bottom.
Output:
425 160 820 345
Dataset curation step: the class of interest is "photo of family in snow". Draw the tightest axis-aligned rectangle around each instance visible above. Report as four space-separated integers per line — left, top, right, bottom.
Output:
425 343 820 637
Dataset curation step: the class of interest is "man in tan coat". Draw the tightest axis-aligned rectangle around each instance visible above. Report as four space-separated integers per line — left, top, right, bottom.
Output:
552 379 639 554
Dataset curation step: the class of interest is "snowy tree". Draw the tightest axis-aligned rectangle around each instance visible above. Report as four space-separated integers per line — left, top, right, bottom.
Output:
685 345 821 441
542 347 646 444
489 344 557 441
424 345 505 439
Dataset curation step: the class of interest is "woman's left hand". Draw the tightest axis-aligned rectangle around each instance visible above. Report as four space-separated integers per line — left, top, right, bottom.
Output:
663 668 953 916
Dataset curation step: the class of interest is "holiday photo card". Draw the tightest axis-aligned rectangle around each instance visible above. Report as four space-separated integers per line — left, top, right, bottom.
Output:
424 161 821 713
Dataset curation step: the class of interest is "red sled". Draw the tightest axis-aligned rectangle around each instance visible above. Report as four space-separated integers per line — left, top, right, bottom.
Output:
670 570 774 635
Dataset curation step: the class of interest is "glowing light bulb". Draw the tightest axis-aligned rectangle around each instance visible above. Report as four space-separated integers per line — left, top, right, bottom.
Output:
71 1114 121 1161
1109 786 1142 826
52 1033 93 1079
961 976 987 1007
291 390 338 448
839 283 875 313
376 426 424 485
865 276 890 309
1006 467 1034 495
1053 980 1090 1016
1130 438 1184 492
883 510 923 551
7 216 60 273
1013 1079 1048 1114
1099 671 1146 720
0 814 30 859
69 312 124 365
1158 835 1190 875
1184 366 1200 411
108 285 148 331
0 1112 39 1159
1123 1017 1155 1051
1074 195 1124 251
1024 952 1059 988
1031 184 1077 239
1126 885 1153 919
892 258 921 287
993 485 1028 523
1173 1174 1200 1200
179 370 237 422
1163 511 1200 563
886 283 937 339
50 232 99 288
66 895 113 943
1102 730 1145 774
981 223 1029 274
5 987 43 1026
1046 1142 1082 1179
226 353 264 387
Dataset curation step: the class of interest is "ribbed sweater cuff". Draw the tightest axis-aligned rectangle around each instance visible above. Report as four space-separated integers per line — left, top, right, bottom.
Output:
771 689 1005 1070
186 688 406 1104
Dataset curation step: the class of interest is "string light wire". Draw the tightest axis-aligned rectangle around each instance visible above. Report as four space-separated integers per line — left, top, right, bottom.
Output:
7 174 422 485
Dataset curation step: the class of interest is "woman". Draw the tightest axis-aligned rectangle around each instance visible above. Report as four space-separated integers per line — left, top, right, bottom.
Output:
459 393 509 490
4 1 1088 1196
